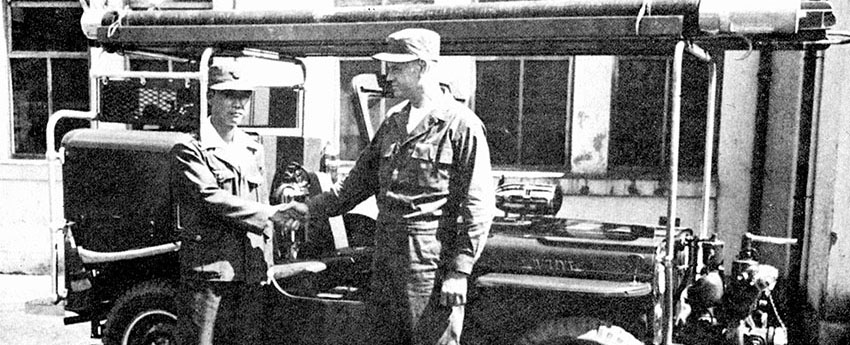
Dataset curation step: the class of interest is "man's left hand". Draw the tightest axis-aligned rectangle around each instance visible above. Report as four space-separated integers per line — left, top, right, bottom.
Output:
440 271 468 306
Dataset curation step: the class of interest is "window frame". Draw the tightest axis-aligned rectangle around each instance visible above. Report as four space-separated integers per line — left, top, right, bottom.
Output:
7 0 89 159
474 54 718 181
472 55 573 171
606 55 719 180
606 55 672 177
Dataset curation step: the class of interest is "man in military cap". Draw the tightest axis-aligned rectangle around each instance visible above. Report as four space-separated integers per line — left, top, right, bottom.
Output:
283 28 495 345
171 63 295 345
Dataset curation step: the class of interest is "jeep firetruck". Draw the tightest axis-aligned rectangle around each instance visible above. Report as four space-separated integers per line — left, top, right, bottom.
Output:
48 1 838 345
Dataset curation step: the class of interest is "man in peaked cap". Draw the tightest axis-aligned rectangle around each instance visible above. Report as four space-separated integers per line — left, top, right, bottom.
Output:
372 27 441 63
171 63 298 345
282 28 495 344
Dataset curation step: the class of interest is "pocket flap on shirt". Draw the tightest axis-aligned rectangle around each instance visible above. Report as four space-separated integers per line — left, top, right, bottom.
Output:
411 142 434 161
412 142 453 164
245 169 264 186
212 168 236 182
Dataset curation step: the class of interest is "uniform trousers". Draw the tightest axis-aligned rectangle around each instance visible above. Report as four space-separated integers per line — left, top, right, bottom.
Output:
176 280 265 345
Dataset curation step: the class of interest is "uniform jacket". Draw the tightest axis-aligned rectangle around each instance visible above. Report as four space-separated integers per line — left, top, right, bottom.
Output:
170 130 275 283
308 94 495 277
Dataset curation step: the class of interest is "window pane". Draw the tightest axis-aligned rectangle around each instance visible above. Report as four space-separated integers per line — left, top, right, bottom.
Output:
268 88 299 128
609 58 667 170
609 57 711 174
52 59 91 152
53 59 90 111
11 7 88 52
12 58 90 157
679 58 710 171
476 60 520 165
521 60 568 166
12 59 48 155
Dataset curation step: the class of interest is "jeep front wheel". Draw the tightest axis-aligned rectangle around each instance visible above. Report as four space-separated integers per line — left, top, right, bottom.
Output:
516 316 643 345
103 280 179 345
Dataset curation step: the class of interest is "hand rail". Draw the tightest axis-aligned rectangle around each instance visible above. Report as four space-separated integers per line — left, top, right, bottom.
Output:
45 109 97 302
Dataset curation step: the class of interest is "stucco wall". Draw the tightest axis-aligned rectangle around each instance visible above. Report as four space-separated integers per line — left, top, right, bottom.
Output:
820 0 850 341
0 161 57 273
559 196 709 231
716 51 760 272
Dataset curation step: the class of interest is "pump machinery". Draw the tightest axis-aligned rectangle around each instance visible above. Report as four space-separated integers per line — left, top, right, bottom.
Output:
51 1 838 345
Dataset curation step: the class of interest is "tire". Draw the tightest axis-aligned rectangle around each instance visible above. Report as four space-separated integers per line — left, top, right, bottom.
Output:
516 317 644 345
103 280 179 345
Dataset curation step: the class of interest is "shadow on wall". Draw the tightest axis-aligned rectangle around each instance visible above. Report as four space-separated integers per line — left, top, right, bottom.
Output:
822 295 850 345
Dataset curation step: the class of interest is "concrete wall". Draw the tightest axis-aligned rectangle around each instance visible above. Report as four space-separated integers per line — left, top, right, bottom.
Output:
716 51 760 268
0 162 55 274
558 196 709 232
816 0 850 342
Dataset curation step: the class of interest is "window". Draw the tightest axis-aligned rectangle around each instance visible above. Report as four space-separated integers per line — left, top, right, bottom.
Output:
474 57 570 168
609 56 713 176
609 57 669 171
474 55 713 178
334 54 712 178
9 1 90 157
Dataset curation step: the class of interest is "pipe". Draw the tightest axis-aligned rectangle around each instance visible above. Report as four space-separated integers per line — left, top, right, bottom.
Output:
664 40 686 345
46 109 97 301
695 62 718 277
119 50 192 63
699 0 805 34
701 62 717 241
796 47 824 318
686 42 713 62
99 1 699 27
198 48 214 142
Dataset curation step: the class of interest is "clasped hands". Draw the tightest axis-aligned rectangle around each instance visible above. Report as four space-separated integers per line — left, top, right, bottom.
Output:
270 201 310 231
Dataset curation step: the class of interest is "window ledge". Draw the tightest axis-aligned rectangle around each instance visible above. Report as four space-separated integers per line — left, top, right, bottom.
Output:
493 170 715 198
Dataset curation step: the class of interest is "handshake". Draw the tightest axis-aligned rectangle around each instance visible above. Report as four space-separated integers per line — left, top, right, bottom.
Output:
270 201 310 232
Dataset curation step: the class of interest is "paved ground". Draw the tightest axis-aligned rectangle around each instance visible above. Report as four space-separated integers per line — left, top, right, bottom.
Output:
0 274 100 345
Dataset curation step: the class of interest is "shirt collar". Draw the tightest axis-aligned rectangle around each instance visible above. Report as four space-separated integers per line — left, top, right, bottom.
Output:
200 128 256 151
392 93 454 128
